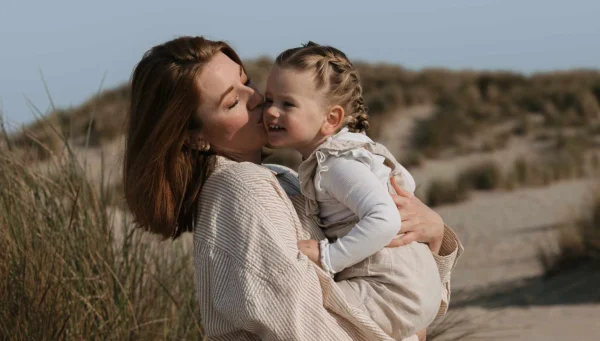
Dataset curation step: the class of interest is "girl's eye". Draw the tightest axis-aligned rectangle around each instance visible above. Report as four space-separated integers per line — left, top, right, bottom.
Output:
228 96 240 110
284 101 294 107
264 97 273 105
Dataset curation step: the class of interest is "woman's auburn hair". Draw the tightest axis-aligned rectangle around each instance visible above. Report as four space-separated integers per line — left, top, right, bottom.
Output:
123 36 243 239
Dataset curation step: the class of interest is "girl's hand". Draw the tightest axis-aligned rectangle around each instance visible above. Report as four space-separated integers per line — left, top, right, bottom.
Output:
416 328 427 341
386 177 444 254
297 240 322 268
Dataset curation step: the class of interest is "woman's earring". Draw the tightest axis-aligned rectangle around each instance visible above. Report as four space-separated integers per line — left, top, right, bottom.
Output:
200 142 211 151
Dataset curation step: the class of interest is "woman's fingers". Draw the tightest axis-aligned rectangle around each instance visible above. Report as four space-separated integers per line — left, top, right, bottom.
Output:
387 232 418 247
398 204 417 219
390 177 446 252
385 237 404 248
390 193 410 208
399 218 416 232
399 211 416 222
398 231 418 246
390 177 414 198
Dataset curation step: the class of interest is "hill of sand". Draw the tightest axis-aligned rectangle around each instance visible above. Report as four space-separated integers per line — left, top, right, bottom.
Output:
10 66 600 340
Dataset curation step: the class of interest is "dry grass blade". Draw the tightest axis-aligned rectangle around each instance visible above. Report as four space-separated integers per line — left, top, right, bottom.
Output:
0 120 202 340
428 291 519 341
539 183 600 277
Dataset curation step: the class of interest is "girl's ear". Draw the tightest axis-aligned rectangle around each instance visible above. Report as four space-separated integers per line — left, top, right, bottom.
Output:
321 105 345 136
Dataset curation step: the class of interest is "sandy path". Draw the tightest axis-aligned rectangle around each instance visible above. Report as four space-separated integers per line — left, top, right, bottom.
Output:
433 179 600 340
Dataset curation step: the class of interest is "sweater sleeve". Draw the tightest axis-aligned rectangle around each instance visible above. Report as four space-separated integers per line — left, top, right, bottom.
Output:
196 166 357 341
319 156 401 274
433 225 465 317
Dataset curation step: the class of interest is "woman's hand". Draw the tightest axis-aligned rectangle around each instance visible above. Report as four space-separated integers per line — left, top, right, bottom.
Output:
297 240 322 268
386 177 444 254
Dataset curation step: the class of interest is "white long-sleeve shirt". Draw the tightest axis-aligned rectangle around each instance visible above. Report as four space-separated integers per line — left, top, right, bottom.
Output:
314 129 416 274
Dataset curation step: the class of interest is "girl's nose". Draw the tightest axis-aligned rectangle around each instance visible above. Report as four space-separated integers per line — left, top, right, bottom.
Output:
264 104 279 118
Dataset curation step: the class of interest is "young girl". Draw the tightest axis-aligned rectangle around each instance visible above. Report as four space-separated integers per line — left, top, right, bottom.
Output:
263 42 443 340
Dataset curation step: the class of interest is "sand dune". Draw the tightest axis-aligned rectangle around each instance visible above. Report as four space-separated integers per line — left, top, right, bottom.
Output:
434 179 600 340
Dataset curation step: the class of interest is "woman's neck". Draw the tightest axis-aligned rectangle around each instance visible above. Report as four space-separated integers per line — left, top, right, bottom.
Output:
213 148 262 164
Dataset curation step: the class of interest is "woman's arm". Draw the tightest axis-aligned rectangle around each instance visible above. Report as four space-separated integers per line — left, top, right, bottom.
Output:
387 177 464 316
387 177 444 252
196 165 374 340
200 242 357 340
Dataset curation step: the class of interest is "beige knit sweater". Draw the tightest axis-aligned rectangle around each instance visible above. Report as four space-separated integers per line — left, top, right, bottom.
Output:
193 157 463 340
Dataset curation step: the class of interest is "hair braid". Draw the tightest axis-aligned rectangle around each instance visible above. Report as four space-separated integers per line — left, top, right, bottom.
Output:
275 41 370 133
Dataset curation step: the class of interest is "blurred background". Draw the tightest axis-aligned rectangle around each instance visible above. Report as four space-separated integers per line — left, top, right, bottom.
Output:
1 1 599 340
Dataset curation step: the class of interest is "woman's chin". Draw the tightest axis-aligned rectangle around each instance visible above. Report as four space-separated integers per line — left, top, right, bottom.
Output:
266 135 289 149
266 141 285 149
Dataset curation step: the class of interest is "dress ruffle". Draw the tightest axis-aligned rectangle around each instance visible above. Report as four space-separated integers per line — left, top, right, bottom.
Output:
298 138 372 220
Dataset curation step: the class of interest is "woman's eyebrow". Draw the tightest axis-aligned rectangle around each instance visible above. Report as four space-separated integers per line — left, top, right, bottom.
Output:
219 86 234 104
219 65 244 104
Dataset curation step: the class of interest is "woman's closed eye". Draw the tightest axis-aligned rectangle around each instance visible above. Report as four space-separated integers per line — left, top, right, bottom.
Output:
226 77 256 110
224 76 252 110
227 95 240 110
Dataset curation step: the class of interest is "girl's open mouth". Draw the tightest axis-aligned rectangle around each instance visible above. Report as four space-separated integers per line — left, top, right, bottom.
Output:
268 124 286 132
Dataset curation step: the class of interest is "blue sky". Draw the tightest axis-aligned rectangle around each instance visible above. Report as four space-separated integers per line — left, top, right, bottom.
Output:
1 0 599 125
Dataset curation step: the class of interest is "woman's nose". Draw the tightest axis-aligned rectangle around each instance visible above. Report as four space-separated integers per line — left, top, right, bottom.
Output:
247 86 264 111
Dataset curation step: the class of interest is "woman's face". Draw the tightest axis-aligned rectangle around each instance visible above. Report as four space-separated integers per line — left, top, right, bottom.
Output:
195 52 266 157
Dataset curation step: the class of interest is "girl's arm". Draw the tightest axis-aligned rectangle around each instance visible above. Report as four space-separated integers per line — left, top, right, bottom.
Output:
318 156 401 274
271 163 464 319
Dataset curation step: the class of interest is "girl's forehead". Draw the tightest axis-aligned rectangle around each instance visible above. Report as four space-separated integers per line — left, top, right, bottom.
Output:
267 66 320 96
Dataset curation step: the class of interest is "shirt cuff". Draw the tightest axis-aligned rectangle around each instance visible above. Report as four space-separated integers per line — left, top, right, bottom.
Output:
319 239 336 277
432 224 464 284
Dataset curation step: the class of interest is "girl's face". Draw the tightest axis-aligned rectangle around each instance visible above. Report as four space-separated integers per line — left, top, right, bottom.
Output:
194 52 266 160
263 66 328 158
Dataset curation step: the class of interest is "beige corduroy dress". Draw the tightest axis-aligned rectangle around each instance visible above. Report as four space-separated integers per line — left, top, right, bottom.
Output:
297 136 444 340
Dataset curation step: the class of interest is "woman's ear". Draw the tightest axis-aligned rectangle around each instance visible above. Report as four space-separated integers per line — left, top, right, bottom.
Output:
184 130 209 151
321 105 345 136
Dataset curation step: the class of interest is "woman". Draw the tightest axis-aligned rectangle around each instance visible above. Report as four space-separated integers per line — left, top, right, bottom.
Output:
123 36 462 341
